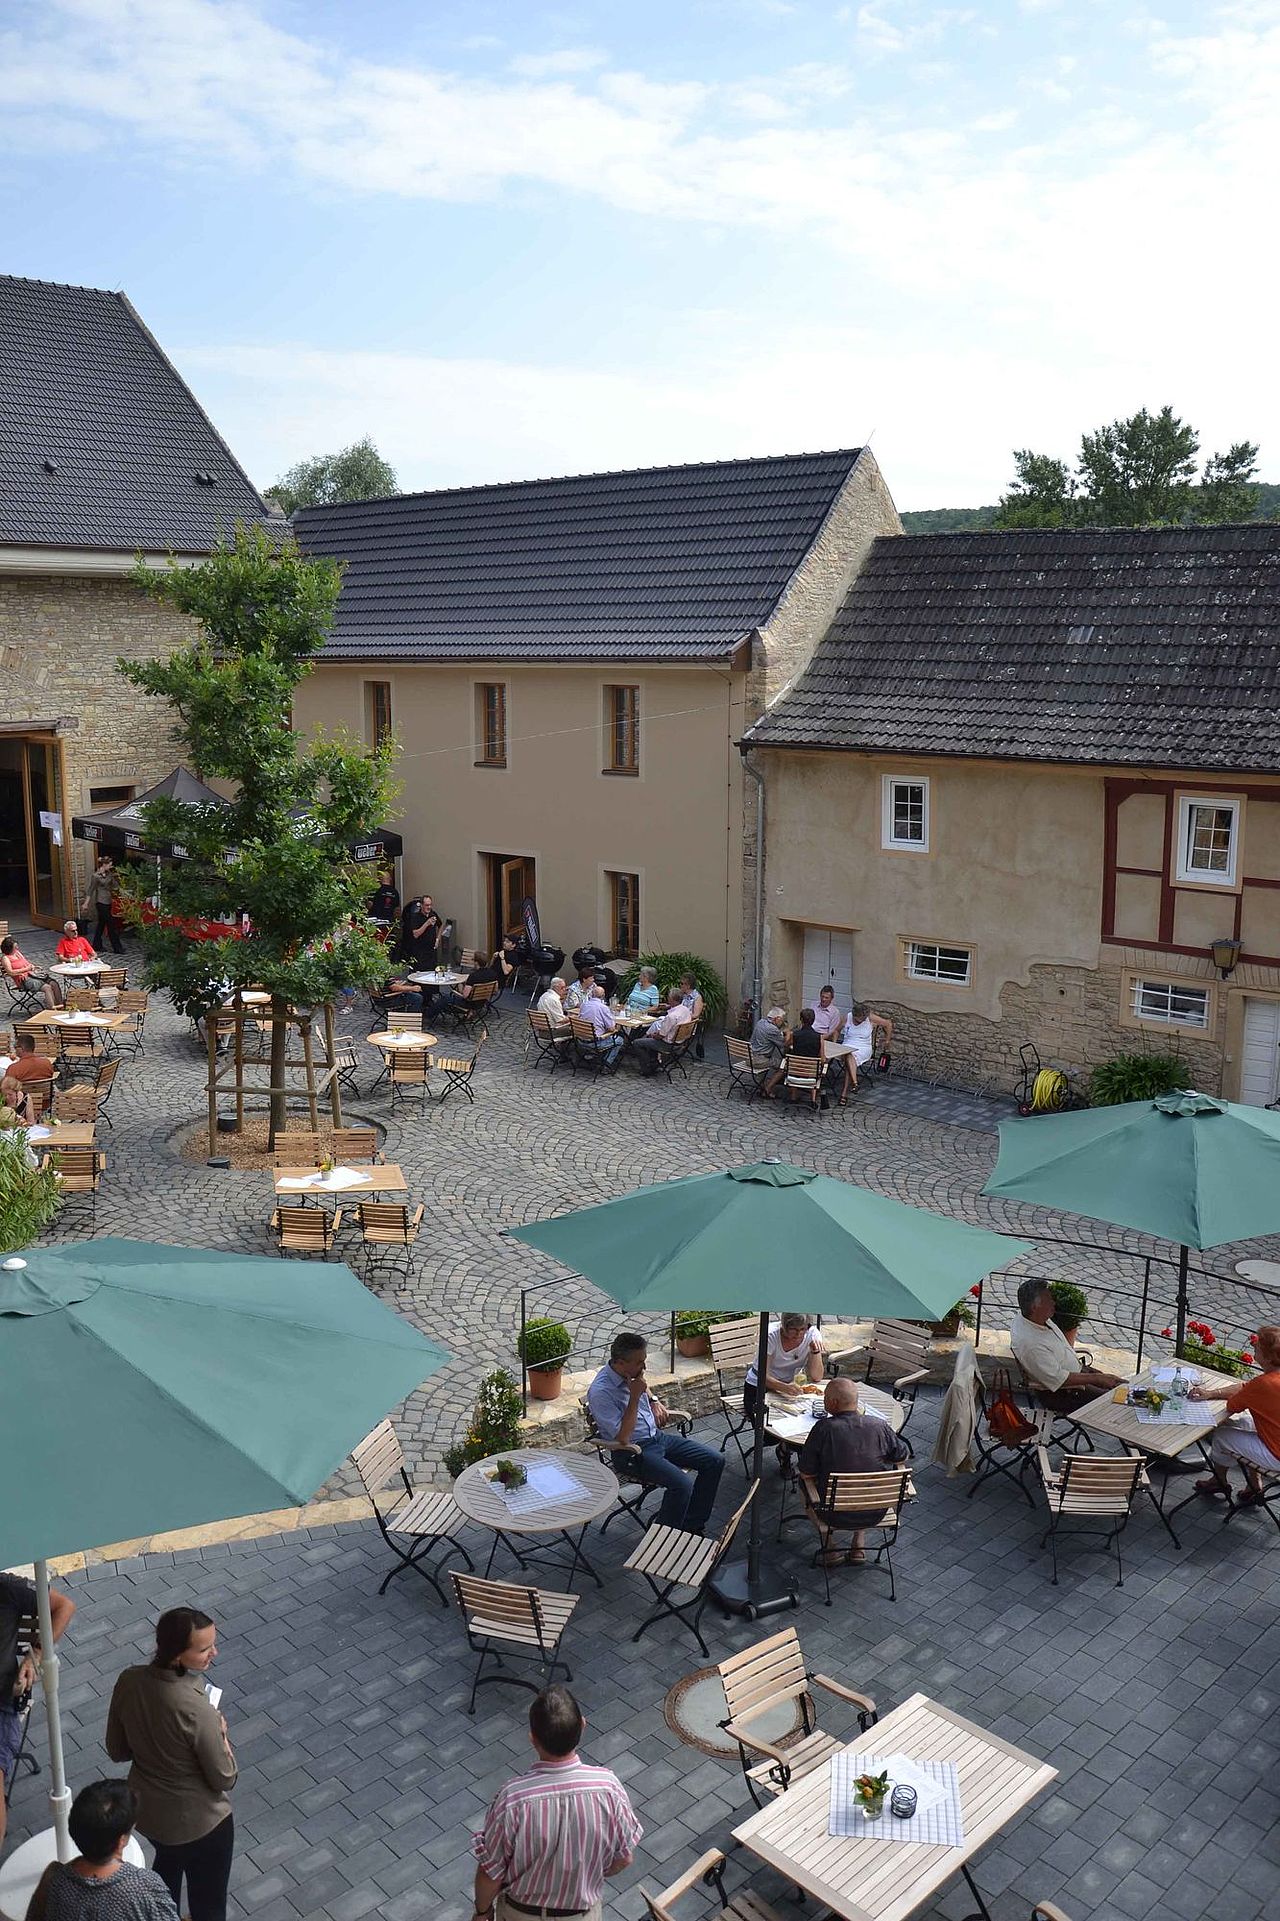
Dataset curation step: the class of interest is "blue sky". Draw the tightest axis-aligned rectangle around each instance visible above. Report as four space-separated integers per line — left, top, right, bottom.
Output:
1 0 1276 507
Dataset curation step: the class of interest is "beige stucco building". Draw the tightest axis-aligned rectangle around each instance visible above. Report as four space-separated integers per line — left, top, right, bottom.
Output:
293 450 900 997
0 274 275 927
745 525 1280 1105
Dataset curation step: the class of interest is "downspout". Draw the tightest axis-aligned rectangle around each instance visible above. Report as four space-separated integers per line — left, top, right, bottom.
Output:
741 745 765 1017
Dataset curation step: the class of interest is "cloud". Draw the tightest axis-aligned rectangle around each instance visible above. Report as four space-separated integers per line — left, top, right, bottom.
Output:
508 47 608 77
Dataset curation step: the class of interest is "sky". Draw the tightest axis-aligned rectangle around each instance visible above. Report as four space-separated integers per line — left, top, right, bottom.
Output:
1 0 1276 509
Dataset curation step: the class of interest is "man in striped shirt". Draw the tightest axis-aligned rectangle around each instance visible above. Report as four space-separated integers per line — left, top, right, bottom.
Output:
472 1686 641 1921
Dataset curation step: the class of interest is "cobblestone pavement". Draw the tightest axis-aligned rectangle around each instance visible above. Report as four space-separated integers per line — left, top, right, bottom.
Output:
8 1389 1280 1921
14 925 1278 1487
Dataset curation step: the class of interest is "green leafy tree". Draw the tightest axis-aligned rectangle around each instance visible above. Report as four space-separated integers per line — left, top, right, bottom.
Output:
119 524 396 1139
995 407 1260 529
0 1126 62 1253
268 437 397 515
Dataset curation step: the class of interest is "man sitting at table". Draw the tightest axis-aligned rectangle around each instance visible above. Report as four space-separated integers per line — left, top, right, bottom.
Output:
1191 1323 1280 1505
811 984 842 1040
762 1007 822 1099
587 1332 724 1533
383 976 424 1013
1010 1278 1122 1411
749 1006 788 1065
6 1033 56 1091
536 978 570 1027
575 983 622 1065
797 1376 910 1565
55 920 97 963
632 990 694 1075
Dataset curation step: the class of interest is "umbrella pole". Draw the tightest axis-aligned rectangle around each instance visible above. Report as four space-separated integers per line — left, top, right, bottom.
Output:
707 1312 799 1620
36 1559 73 1862
1175 1244 1190 1359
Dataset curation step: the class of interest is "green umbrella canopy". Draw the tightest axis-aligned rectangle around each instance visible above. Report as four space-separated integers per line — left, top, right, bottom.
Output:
510 1162 1030 1318
983 1091 1280 1252
0 1238 450 1568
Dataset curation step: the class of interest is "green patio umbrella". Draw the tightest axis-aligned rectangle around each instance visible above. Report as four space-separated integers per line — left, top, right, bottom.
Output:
0 1238 449 1870
510 1162 1030 1614
983 1090 1280 1350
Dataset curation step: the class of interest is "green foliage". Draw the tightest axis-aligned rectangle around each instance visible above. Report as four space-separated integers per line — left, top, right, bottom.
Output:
617 951 727 1024
1088 1052 1191 1107
269 438 397 516
1050 1281 1089 1332
1182 1323 1253 1377
0 1130 62 1253
898 506 998 533
675 1309 752 1339
995 407 1261 530
518 1317 571 1373
443 1368 524 1477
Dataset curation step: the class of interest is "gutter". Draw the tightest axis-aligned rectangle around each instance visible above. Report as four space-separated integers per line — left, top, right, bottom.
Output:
739 744 766 1016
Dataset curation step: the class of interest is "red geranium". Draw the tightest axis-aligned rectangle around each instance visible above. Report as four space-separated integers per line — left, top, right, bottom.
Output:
1240 1352 1255 1366
1160 1328 1173 1339
1201 1331 1216 1347
1248 1333 1258 1345
970 1285 981 1298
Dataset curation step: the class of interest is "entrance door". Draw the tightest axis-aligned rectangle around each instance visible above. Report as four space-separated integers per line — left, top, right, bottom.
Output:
1240 998 1280 1107
482 852 536 951
0 733 68 927
802 927 853 1010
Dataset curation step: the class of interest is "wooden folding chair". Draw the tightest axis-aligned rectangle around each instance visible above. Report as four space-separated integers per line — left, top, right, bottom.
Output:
966 1373 1041 1508
828 1318 931 1451
385 1011 421 1032
113 989 149 1058
1037 1449 1147 1587
1015 1359 1097 1455
22 1079 54 1122
3 975 43 1019
350 1419 471 1604
64 989 100 1012
40 1146 103 1229
354 1201 424 1283
388 1051 432 1111
328 1035 360 1096
800 1468 913 1605
641 1848 785 1921
526 1009 570 1071
331 1125 382 1163
435 1038 483 1106
57 1027 100 1082
451 1572 578 1715
273 1132 326 1168
724 1036 771 1103
97 967 128 990
271 1204 343 1257
92 1057 121 1129
708 1316 762 1472
441 979 497 1041
717 1627 877 1808
623 1482 759 1657
576 1396 692 1536
52 1084 97 1124
780 1052 822 1110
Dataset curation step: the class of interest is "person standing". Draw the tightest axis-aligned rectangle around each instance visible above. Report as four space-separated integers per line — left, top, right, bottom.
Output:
27 1780 178 1921
472 1686 640 1921
105 1608 237 1921
80 857 124 954
0 1571 75 1854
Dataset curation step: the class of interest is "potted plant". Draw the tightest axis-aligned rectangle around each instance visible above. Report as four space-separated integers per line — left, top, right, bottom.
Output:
490 1458 527 1491
443 1369 523 1478
675 1310 715 1357
853 1769 890 1820
929 1291 977 1338
1051 1281 1089 1346
518 1317 571 1401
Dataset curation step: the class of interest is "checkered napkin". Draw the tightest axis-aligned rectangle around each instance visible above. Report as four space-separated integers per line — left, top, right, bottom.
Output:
829 1752 963 1846
1134 1404 1207 1425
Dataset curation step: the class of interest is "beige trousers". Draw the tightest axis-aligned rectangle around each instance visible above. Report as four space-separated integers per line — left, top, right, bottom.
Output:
496 1896 602 1921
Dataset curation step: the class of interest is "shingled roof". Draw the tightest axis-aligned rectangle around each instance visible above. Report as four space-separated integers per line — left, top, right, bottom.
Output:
292 449 865 662
746 524 1280 774
0 274 274 553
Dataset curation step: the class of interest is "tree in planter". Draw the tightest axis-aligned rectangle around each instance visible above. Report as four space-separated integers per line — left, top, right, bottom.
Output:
118 526 396 1143
518 1317 571 1399
1051 1281 1089 1343
617 952 727 1026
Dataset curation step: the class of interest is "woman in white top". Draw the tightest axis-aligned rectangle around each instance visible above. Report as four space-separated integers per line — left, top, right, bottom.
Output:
743 1313 826 1419
828 1001 893 1101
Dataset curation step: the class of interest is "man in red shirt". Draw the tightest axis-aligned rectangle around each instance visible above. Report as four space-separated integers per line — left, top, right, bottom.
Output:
1192 1323 1280 1503
7 1034 57 1088
55 920 97 963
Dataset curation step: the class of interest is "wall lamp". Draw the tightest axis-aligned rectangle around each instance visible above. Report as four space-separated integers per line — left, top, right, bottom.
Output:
1210 936 1242 979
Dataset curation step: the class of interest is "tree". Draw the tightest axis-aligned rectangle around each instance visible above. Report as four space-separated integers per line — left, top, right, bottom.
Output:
995 407 1260 529
119 524 395 1140
268 437 397 515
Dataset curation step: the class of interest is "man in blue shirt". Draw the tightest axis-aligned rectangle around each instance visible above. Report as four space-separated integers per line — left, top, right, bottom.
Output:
587 1332 725 1533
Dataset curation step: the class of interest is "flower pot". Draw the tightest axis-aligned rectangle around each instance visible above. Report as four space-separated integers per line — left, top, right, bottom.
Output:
930 1312 962 1338
1060 1326 1079 1347
856 1793 887 1820
676 1335 711 1358
527 1367 563 1402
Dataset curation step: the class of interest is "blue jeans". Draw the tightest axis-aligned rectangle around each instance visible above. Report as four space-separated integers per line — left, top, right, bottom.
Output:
626 1431 725 1532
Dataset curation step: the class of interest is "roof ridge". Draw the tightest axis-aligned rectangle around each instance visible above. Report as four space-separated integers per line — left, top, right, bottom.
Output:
882 523 1278 546
0 271 126 298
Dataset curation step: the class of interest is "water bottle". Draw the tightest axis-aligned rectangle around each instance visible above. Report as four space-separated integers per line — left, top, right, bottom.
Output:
1169 1367 1188 1409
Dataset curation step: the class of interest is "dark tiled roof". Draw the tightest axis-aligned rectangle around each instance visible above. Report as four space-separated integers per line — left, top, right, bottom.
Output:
0 274 274 552
747 525 1280 773
292 449 864 662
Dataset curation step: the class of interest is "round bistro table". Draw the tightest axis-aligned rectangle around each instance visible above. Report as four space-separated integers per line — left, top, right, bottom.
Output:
453 1448 619 1591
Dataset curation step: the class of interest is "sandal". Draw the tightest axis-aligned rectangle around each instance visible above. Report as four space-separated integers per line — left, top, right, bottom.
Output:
1233 1489 1264 1508
1194 1476 1227 1498
845 1548 867 1565
820 1549 845 1567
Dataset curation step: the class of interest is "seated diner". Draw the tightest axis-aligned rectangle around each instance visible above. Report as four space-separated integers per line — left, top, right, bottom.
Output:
1191 1323 1280 1504
1009 1277 1122 1410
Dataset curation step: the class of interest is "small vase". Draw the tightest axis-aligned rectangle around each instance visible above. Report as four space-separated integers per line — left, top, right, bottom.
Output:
857 1795 887 1821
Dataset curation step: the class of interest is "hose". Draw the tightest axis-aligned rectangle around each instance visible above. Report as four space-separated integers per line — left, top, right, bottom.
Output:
1030 1068 1068 1112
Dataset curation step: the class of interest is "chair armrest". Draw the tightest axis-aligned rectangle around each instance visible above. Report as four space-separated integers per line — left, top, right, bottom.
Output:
1031 1903 1074 1921
1035 1445 1059 1489
409 1205 424 1227
577 1437 642 1458
331 1208 345 1232
654 1849 726 1906
892 1367 929 1391
662 1407 693 1433
811 1673 877 1717
722 1719 793 1769
824 1345 866 1374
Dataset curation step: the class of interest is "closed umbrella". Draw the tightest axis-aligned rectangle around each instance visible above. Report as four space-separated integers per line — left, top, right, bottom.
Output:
0 1239 449 1883
511 1162 1029 1614
983 1090 1280 1349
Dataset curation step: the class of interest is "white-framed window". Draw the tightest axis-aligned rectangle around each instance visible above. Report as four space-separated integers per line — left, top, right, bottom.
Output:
904 939 972 986
1130 978 1212 1030
1174 794 1240 887
881 775 929 851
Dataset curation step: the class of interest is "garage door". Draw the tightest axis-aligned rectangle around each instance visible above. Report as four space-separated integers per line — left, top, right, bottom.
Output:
802 928 853 1010
1239 997 1280 1107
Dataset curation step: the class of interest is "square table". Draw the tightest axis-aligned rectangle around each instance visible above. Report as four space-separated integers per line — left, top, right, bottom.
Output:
24 1010 129 1032
1075 1361 1237 1546
272 1162 407 1198
24 1123 96 1149
732 1691 1055 1921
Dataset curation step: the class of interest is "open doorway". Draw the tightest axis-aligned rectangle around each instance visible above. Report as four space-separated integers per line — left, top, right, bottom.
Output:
0 733 69 927
481 851 536 953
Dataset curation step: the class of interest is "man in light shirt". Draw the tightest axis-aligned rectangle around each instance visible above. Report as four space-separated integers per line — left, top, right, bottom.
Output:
587 1332 724 1531
536 978 569 1027
1010 1278 1121 1411
810 984 842 1039
632 990 693 1076
575 983 621 1065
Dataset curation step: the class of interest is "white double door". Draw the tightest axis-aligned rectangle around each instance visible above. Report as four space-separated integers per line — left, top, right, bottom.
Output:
801 927 853 1012
1239 997 1280 1107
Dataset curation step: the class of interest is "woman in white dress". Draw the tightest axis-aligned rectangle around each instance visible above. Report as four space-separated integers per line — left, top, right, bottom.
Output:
827 1001 893 1103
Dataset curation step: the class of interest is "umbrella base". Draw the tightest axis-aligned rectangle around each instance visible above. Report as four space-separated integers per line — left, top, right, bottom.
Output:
708 1558 799 1620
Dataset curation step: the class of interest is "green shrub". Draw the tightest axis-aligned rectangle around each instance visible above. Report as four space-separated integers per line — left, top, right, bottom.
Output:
1051 1281 1089 1332
0 1129 62 1253
442 1368 523 1478
675 1310 752 1340
616 951 727 1025
1088 1052 1191 1106
517 1317 571 1373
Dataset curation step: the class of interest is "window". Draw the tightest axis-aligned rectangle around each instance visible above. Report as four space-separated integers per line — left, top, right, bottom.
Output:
904 939 972 986
364 681 392 750
1130 978 1211 1030
604 684 639 775
881 775 929 851
1174 793 1240 887
608 871 640 957
476 683 507 767
88 784 136 807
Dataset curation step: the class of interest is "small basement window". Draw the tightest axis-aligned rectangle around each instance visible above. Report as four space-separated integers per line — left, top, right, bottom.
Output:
904 939 972 986
1130 979 1211 1030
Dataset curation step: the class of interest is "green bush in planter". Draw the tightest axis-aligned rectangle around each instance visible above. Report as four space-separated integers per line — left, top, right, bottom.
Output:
518 1317 571 1374
1088 1052 1190 1107
1051 1281 1089 1333
675 1310 752 1340
616 951 727 1025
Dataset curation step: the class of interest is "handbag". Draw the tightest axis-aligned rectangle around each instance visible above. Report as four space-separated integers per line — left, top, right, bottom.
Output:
985 1366 1036 1444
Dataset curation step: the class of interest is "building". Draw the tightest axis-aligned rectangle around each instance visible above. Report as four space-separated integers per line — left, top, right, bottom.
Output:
0 274 276 926
743 525 1280 1104
292 450 899 996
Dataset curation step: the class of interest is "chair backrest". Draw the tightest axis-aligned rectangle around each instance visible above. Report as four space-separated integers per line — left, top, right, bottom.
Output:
117 990 148 1015
24 1080 54 1120
350 1417 406 1502
332 1126 379 1162
870 1319 932 1372
65 989 100 1011
390 1051 430 1082
273 1133 325 1167
357 1201 413 1237
52 1085 97 1123
725 1035 752 1069
528 1010 563 1042
1053 1455 1144 1515
783 1053 822 1089
705 1481 760 1580
451 1572 550 1643
709 1315 761 1382
386 1012 420 1032
94 1058 120 1094
459 949 480 971
467 980 498 1008
718 1626 812 1726
45 1146 100 1184
58 1029 97 1058
0 1025 12 1057
275 1204 332 1249
811 1469 910 1522
435 1054 474 1078
98 968 127 989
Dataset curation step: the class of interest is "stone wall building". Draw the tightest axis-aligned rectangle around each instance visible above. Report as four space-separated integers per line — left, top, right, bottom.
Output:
0 274 276 926
742 525 1280 1105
